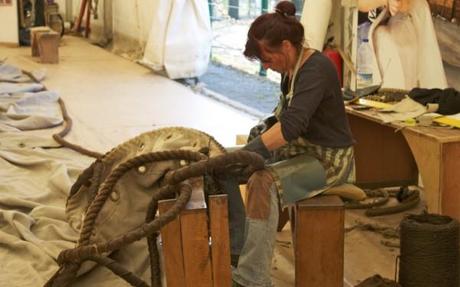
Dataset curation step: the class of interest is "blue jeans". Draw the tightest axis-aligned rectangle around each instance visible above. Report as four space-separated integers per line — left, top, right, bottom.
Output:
231 184 278 287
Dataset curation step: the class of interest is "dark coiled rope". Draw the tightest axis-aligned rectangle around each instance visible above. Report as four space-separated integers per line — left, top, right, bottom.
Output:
398 213 459 287
345 187 420 217
45 149 264 287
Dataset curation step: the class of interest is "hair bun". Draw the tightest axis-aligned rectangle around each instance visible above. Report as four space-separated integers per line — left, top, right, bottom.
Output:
275 1 296 17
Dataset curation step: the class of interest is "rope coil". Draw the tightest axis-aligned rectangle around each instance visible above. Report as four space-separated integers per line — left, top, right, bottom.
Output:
45 149 264 287
398 213 459 287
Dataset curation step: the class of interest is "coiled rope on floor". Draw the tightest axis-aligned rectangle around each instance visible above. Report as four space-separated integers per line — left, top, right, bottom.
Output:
45 149 264 287
22 69 103 158
398 213 459 287
345 187 420 217
355 274 401 287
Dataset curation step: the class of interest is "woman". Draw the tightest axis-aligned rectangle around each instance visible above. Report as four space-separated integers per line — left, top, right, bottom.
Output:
232 1 355 286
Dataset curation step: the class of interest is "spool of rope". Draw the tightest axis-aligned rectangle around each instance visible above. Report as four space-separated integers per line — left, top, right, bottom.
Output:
355 274 400 287
399 213 459 287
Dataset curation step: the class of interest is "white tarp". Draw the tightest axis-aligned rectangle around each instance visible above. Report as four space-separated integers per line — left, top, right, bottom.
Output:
300 0 447 90
0 91 63 131
300 0 332 51
368 0 447 89
0 134 151 287
141 0 212 79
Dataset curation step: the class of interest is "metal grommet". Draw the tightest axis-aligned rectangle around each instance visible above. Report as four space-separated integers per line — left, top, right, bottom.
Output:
139 142 145 150
138 165 147 174
110 191 120 202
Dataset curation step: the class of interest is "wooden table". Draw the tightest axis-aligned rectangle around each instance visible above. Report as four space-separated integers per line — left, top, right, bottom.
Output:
346 106 460 221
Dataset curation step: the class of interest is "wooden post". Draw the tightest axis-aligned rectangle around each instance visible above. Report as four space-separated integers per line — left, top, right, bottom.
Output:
160 195 229 287
294 195 344 287
158 199 186 287
37 31 60 64
180 207 213 287
30 26 51 57
209 195 232 287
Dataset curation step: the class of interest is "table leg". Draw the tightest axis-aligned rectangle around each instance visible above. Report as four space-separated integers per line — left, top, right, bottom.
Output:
402 130 460 221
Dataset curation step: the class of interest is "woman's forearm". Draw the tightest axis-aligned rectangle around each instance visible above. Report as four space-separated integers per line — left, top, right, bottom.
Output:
261 122 287 151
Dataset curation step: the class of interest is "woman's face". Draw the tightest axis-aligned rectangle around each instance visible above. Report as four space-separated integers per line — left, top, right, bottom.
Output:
259 43 290 74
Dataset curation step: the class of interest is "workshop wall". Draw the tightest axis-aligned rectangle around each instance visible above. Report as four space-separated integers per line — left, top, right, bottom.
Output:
0 0 19 45
68 0 154 59
111 0 155 58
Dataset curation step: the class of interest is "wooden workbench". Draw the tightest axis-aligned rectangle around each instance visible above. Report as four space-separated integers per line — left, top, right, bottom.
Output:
346 106 460 221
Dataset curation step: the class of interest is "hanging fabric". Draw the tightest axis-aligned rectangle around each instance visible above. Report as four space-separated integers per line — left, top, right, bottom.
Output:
141 0 212 79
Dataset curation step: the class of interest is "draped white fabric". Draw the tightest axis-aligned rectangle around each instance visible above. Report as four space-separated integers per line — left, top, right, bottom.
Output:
300 0 332 51
369 0 447 89
141 0 212 79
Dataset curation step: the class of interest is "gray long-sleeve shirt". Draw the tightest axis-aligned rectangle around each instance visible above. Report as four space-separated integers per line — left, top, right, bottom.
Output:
279 51 355 148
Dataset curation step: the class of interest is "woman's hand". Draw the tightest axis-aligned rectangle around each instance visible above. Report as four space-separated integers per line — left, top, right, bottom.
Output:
388 0 411 16
357 0 411 15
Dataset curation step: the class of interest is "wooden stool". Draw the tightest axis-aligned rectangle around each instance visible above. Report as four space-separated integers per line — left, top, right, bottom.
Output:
37 31 60 64
30 26 51 57
158 194 231 287
292 195 345 287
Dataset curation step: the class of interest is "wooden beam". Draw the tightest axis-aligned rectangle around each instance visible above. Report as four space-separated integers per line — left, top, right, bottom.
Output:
180 208 213 287
295 195 344 287
209 195 232 287
158 199 186 287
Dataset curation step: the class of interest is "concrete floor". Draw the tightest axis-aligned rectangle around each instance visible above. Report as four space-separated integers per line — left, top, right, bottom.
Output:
1 36 258 152
0 36 421 287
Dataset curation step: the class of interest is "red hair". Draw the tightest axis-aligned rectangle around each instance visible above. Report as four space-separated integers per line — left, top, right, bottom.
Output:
243 1 304 61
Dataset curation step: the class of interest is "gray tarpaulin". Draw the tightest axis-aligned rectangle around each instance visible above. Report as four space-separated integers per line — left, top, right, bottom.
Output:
0 134 151 286
0 63 150 286
0 91 63 131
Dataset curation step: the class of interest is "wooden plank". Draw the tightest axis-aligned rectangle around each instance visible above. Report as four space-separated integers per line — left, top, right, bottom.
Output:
402 130 442 214
295 195 344 287
38 31 59 64
347 113 418 188
441 142 460 220
209 195 232 287
30 26 51 57
181 208 213 287
346 107 460 143
158 199 186 287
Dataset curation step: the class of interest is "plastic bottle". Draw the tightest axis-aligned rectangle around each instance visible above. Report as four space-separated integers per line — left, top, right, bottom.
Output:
358 21 371 44
357 38 373 88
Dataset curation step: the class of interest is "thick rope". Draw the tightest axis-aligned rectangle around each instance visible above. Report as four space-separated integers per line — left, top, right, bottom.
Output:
355 274 401 287
345 187 420 217
22 68 103 158
144 183 178 287
48 184 192 287
365 190 420 217
78 150 206 246
345 189 389 209
47 150 264 287
87 256 150 287
398 214 459 287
